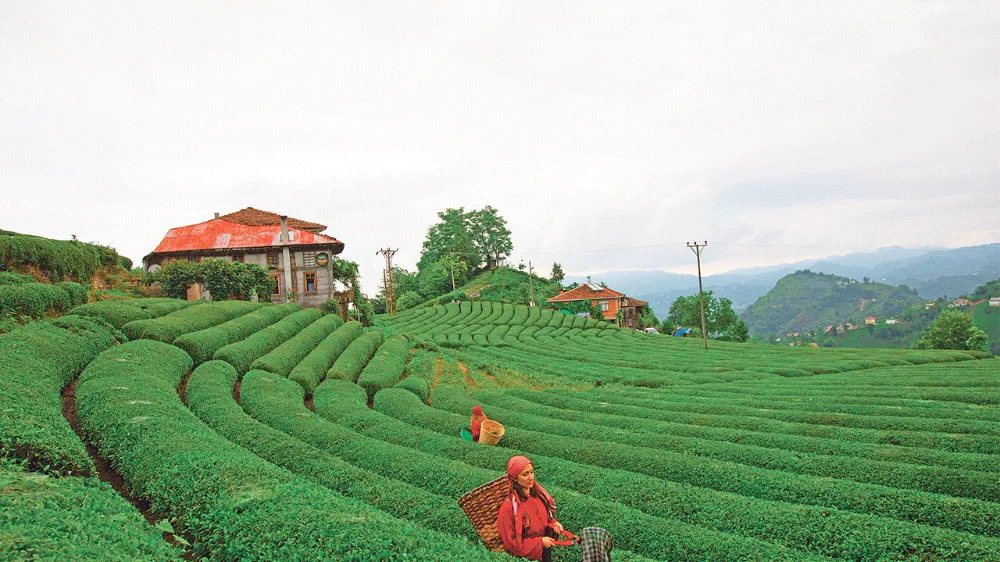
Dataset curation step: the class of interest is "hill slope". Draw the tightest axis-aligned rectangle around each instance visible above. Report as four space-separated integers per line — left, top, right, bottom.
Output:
741 271 926 336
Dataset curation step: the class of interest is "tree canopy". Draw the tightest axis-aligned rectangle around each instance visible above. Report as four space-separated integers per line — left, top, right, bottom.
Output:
913 310 989 351
661 290 749 342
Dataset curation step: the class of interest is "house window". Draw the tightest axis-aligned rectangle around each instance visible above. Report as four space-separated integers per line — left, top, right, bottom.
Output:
304 272 317 294
267 253 280 267
303 251 317 268
232 254 244 263
600 301 609 311
270 274 281 296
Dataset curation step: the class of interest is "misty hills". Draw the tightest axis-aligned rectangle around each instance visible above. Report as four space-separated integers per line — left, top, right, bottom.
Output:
568 243 1000 318
740 271 926 337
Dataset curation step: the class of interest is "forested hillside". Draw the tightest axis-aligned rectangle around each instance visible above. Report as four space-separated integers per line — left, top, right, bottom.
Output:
741 271 925 336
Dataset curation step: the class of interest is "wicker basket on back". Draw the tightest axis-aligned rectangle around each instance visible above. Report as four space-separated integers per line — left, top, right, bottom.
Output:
478 420 505 446
458 476 510 552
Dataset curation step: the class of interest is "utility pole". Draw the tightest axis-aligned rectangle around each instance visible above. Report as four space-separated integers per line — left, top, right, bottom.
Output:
376 248 398 314
528 261 536 307
687 241 709 350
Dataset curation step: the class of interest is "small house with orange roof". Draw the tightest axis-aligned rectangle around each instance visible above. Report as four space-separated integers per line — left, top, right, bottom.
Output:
143 207 345 307
545 277 648 329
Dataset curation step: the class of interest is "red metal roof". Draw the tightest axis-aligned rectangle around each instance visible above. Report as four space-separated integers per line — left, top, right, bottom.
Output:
150 219 343 254
546 284 626 303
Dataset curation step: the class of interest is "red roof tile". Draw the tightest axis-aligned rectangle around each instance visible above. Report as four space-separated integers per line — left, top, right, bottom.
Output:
623 297 649 308
546 284 626 303
150 219 343 254
217 207 326 232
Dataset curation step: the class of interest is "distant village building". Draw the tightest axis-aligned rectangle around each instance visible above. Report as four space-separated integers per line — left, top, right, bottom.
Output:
824 325 834 334
924 302 936 310
949 298 972 308
545 279 648 329
885 318 899 325
143 207 346 308
990 297 1000 307
865 316 876 325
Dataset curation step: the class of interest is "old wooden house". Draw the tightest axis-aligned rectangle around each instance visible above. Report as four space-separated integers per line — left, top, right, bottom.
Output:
545 279 648 329
143 207 346 307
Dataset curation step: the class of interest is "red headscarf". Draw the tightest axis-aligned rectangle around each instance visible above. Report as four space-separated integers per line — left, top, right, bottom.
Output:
507 455 556 540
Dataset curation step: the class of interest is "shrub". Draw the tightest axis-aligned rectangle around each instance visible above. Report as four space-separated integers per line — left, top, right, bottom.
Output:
212 308 323 374
0 315 120 475
356 334 410 400
0 458 184 560
288 321 364 394
70 298 196 329
320 298 341 316
56 281 89 306
173 303 300 364
325 331 384 383
74 341 508 561
121 300 261 343
394 376 431 403
0 283 72 318
0 233 125 282
0 272 36 285
251 313 344 376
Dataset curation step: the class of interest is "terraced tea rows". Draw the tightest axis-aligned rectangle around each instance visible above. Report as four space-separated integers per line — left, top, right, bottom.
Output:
1 299 997 561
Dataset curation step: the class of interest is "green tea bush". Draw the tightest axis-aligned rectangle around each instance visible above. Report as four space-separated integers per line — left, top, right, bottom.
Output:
0 283 71 318
394 376 431 403
356 334 410 400
250 313 344 376
0 315 120 475
212 308 322 374
187 365 480 542
173 303 300 364
0 458 183 561
74 341 509 561
288 321 364 394
70 298 196 329
56 281 88 306
0 233 124 282
372 388 1000 560
325 331 385 383
0 271 36 285
122 300 262 343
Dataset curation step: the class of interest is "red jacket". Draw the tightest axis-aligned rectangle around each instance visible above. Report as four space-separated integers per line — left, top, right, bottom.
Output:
496 495 552 560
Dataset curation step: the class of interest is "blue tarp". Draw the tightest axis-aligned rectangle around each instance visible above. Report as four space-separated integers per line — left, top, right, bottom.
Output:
673 327 692 337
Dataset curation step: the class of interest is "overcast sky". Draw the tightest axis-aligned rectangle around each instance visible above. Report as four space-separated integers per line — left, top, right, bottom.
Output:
2 2 997 294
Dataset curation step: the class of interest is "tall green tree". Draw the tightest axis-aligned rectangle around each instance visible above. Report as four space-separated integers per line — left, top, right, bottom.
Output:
550 262 565 283
467 205 513 268
418 207 481 272
664 290 749 341
913 310 988 351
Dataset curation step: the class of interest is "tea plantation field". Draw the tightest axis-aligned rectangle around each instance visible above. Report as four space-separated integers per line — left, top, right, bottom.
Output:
2 299 998 561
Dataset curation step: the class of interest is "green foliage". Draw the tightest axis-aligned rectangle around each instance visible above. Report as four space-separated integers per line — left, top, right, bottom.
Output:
172 303 300 364
0 315 120 476
396 290 423 311
320 298 341 316
914 310 990 351
970 277 1000 300
742 271 926 336
325 331 385 382
0 232 126 282
356 334 410 400
75 341 502 561
0 271 36 285
288 321 365 394
0 283 71 318
250 313 344 377
56 281 88 306
150 259 274 301
466 205 512 267
212 308 323 374
550 262 565 283
0 458 184 560
394 376 432 403
70 298 196 329
121 300 262 343
666 290 749 341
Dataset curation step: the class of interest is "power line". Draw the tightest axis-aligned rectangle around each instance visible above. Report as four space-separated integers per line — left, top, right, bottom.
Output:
687 241 709 351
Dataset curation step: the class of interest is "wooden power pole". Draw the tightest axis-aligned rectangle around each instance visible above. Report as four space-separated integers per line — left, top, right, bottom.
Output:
687 241 709 350
376 248 398 314
528 261 536 307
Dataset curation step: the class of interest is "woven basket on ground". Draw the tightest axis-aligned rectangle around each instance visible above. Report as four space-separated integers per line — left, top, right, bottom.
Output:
458 476 510 552
478 420 505 446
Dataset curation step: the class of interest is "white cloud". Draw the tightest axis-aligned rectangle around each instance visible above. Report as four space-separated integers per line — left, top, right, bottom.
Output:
1 2 997 294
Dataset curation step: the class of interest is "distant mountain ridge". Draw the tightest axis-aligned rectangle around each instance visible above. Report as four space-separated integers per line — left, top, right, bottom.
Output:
740 271 926 337
568 243 1000 318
